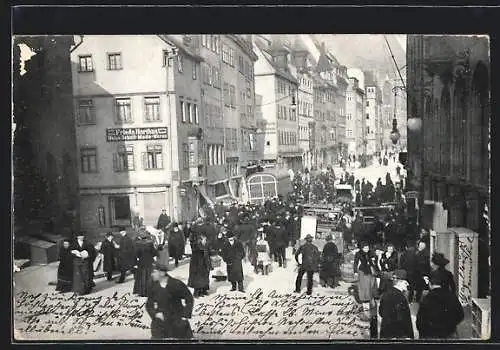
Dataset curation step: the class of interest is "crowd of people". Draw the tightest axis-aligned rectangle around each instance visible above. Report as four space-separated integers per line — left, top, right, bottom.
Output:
53 161 463 340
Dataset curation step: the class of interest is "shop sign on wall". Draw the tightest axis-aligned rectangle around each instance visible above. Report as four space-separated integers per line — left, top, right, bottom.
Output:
106 127 168 142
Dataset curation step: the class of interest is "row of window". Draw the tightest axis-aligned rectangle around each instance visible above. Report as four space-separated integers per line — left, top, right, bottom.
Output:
206 144 224 166
202 63 221 89
201 35 221 54
300 77 313 90
78 97 200 126
240 129 256 152
225 128 239 151
277 105 297 121
277 79 297 97
79 52 197 81
299 100 313 117
314 90 336 104
180 100 200 124
78 97 163 125
223 83 237 108
278 131 298 146
203 101 223 128
80 145 164 173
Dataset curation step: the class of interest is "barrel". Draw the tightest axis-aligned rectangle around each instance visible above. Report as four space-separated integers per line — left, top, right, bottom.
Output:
340 262 357 283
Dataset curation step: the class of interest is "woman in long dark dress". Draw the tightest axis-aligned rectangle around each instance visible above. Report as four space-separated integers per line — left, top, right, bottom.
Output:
71 234 96 295
353 241 377 321
188 234 212 298
134 233 156 297
320 234 339 288
168 223 186 268
379 243 399 294
56 239 73 293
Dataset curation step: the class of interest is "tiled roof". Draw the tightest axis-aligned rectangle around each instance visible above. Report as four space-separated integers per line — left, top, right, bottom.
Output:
255 39 298 84
157 35 204 62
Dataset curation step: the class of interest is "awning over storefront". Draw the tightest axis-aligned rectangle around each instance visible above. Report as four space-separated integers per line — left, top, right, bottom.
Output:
208 179 228 186
197 185 214 207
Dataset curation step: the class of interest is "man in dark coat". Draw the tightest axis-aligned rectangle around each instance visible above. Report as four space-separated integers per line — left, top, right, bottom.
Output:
168 223 186 268
101 232 117 281
115 230 136 283
294 234 320 295
379 269 414 339
415 239 431 303
157 208 171 232
146 268 194 339
273 220 288 268
222 232 246 292
320 234 339 288
416 269 464 339
70 233 97 295
399 240 418 303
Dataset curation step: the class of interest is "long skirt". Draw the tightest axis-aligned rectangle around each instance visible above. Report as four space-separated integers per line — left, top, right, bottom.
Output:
56 276 73 293
357 270 375 302
73 259 91 295
134 266 153 297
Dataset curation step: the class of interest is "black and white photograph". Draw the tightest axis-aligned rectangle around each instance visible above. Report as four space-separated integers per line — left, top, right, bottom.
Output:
12 32 491 341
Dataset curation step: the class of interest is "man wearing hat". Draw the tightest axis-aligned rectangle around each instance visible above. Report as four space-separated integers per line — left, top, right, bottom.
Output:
146 266 194 339
157 208 171 232
415 239 431 303
294 234 320 295
416 269 464 339
100 232 117 281
320 233 339 288
221 231 246 292
114 229 136 283
430 252 456 294
379 269 414 339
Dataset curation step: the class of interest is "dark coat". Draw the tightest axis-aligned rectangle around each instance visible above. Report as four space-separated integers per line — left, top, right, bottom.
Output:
379 286 414 339
273 225 288 248
157 213 171 231
146 277 194 339
134 239 157 296
354 251 375 275
416 287 464 339
320 241 339 280
222 240 245 282
117 234 136 271
400 248 418 280
295 241 320 272
56 247 73 292
416 248 431 277
188 241 212 289
168 229 185 260
100 239 117 273
436 267 456 294
70 240 96 295
381 252 399 272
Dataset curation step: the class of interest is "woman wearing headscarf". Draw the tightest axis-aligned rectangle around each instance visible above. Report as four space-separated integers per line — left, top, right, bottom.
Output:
320 234 339 288
134 231 157 297
353 241 377 320
430 252 456 294
56 239 73 293
188 234 212 298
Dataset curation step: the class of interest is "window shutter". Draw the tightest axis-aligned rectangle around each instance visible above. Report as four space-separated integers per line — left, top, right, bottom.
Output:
113 153 118 172
157 151 163 169
142 152 147 170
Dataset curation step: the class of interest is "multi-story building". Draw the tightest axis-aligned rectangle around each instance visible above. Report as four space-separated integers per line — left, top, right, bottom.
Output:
407 34 490 298
345 77 365 158
364 71 382 157
290 39 315 170
13 35 80 238
220 35 258 202
71 35 204 236
312 73 329 168
253 36 301 171
381 75 408 152
334 65 349 162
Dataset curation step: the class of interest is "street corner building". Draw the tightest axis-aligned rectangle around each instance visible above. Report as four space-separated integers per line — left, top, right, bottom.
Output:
406 35 491 309
71 35 261 238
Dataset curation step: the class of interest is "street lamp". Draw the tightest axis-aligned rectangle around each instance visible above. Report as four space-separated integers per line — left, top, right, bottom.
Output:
390 86 405 145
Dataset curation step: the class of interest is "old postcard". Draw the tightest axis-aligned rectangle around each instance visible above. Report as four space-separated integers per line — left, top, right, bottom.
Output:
12 33 490 341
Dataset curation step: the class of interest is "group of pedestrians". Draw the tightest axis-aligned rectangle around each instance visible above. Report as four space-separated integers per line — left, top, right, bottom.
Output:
351 236 464 339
